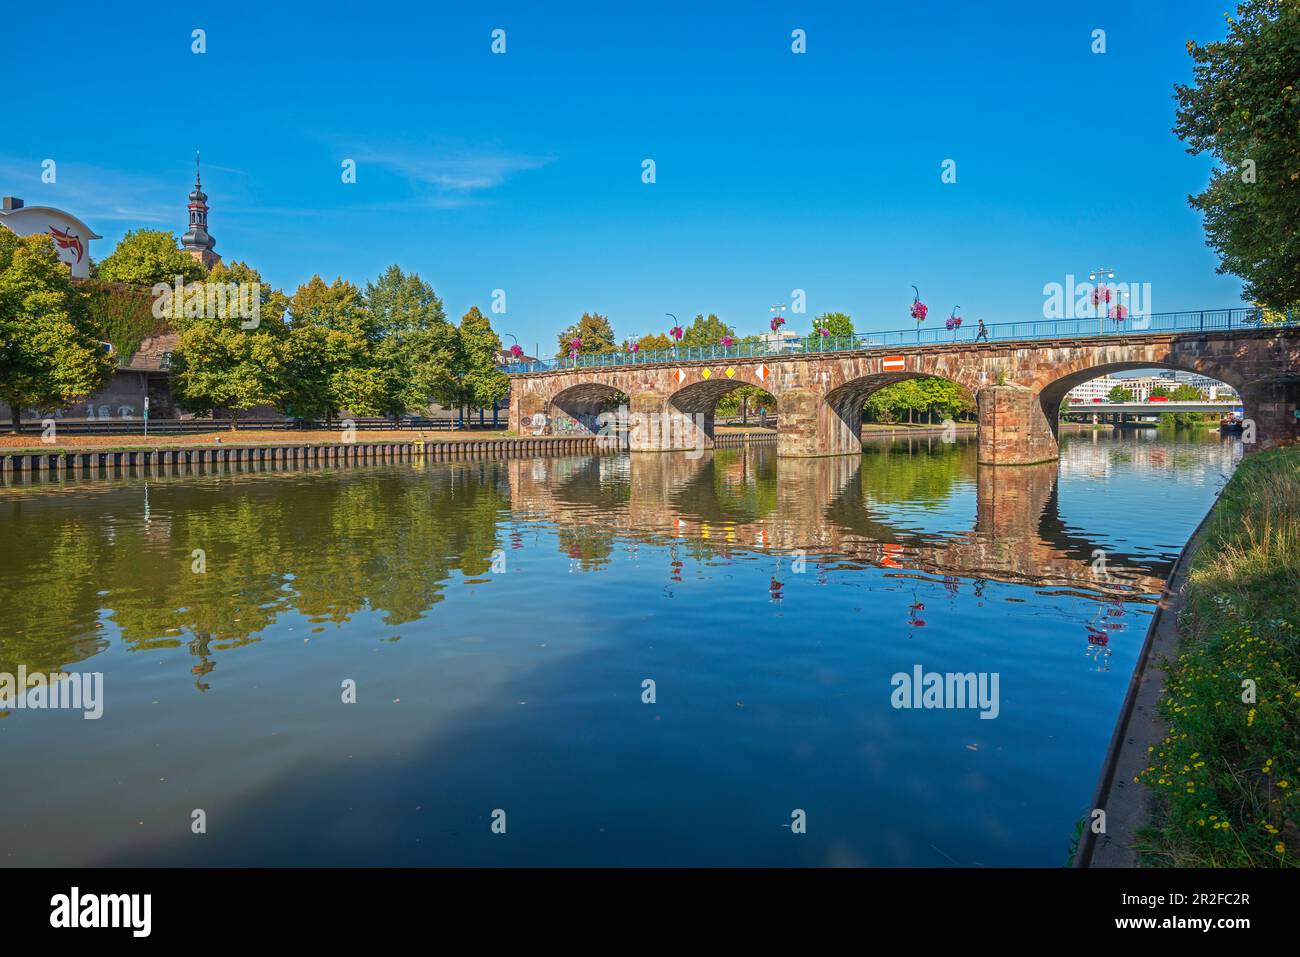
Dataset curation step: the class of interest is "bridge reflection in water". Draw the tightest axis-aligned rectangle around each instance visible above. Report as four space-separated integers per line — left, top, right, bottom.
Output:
507 435 1178 603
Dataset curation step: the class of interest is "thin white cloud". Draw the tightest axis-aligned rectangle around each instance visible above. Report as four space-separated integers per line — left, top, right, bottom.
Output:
355 147 553 204
0 157 177 225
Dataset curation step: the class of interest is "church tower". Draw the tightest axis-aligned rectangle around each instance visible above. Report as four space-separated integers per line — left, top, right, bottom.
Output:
182 153 220 270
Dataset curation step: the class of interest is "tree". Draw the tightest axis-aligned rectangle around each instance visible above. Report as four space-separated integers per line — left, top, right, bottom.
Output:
804 310 854 347
557 312 617 357
166 261 289 429
680 312 734 347
96 229 206 287
633 332 674 353
863 377 968 424
0 232 115 432
281 276 384 421
1149 385 1173 399
366 265 461 415
1107 385 1135 402
717 385 775 423
456 306 509 426
1174 0 1300 309
1170 383 1205 401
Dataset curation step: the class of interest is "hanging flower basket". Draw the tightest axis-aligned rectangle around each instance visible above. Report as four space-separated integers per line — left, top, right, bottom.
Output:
509 344 523 358
770 315 785 332
720 335 734 347
910 286 927 323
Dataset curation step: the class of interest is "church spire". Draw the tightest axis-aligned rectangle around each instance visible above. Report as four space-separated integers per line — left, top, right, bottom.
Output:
182 151 220 269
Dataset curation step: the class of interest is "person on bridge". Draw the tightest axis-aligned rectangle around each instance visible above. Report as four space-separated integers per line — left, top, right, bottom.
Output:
975 319 989 342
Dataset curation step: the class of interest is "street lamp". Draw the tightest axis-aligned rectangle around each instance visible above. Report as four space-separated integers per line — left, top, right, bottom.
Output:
769 303 787 353
1088 267 1116 334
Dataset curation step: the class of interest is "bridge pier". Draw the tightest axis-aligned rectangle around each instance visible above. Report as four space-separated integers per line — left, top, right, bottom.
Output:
976 385 1059 466
628 391 712 453
1242 378 1300 450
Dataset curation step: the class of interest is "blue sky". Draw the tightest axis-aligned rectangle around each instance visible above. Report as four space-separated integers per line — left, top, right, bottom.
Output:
4 1 1244 352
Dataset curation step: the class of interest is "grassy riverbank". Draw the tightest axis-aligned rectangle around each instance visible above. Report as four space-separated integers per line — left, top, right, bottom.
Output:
1135 445 1300 866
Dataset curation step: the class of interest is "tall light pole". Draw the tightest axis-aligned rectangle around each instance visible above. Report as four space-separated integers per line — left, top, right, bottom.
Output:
1089 267 1116 334
769 303 787 353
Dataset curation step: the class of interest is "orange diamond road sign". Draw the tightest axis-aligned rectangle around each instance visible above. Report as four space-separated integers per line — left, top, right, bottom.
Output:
882 356 906 372
701 368 712 379
674 368 687 384
725 367 736 378
756 364 770 381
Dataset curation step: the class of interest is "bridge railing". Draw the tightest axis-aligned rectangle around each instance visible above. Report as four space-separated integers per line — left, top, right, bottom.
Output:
504 307 1295 374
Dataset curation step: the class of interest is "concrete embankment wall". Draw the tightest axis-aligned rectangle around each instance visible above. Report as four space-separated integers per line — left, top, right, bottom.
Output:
0 430 778 476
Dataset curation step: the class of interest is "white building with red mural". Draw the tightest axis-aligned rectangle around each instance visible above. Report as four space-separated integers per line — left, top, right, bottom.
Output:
0 196 101 277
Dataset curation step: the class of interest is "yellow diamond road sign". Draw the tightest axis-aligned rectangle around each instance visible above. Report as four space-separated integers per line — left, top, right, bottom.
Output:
725 367 736 378
701 368 712 379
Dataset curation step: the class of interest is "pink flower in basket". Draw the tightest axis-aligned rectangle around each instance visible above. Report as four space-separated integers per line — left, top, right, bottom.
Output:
819 327 830 337
670 326 683 341
1114 305 1128 320
910 286 927 322
770 315 785 331
1091 286 1112 306
720 335 734 347
509 344 523 357
630 341 640 352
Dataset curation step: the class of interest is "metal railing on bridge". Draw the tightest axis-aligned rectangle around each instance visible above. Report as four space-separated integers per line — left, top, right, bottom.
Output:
504 307 1295 374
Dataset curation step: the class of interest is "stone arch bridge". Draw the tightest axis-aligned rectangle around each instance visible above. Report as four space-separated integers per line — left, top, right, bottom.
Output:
508 327 1300 463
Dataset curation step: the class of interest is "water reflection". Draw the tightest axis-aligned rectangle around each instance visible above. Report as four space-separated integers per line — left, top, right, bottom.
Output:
0 432 1237 691
0 430 1241 866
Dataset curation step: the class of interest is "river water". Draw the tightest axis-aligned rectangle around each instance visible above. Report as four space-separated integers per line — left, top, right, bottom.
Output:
0 429 1240 866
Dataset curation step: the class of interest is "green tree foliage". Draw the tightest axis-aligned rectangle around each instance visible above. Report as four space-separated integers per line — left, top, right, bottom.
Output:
1108 385 1136 402
558 312 617 356
0 232 115 432
166 261 289 429
818 311 855 336
96 229 206 287
282 275 386 420
366 265 461 414
864 377 973 424
456 306 509 418
1174 0 1300 308
78 281 165 361
680 312 734 347
716 385 776 420
633 332 674 352
805 311 855 348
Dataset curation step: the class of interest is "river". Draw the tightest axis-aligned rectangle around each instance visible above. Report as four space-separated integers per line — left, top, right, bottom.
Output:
0 429 1240 865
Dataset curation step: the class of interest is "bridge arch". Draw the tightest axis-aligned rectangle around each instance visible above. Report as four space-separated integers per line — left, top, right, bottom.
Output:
801 372 976 457
548 381 628 435
666 378 778 448
1036 360 1245 439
